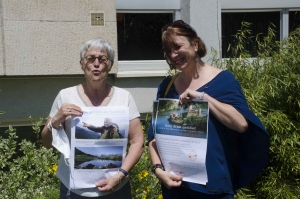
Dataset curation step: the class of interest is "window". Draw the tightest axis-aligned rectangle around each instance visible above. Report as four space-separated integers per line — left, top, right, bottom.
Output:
117 13 173 61
116 12 174 77
221 11 280 58
289 10 300 33
115 0 180 77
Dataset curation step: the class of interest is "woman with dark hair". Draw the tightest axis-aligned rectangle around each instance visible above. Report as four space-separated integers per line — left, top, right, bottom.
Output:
148 20 269 199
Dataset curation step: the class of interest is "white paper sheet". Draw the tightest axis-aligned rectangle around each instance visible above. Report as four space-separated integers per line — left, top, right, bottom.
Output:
154 98 208 184
69 106 129 189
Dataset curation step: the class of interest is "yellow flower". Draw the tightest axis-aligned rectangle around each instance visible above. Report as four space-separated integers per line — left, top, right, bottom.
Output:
142 125 145 131
48 164 58 175
144 186 150 193
158 194 163 199
138 170 149 179
142 194 147 199
136 188 139 193
52 164 58 174
52 164 58 171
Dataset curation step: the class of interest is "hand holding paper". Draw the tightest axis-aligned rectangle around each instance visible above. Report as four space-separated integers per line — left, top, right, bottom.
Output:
155 169 182 189
96 173 124 192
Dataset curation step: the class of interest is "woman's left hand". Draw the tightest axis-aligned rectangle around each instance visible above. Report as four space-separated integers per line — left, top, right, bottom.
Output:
179 89 202 104
180 88 248 133
96 173 123 192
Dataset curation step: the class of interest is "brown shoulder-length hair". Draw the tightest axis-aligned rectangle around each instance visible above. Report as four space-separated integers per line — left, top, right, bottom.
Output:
161 21 207 70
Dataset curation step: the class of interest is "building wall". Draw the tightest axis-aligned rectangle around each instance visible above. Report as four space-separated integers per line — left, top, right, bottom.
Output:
0 2 4 76
0 0 118 126
0 0 220 126
190 0 221 62
0 75 163 126
180 0 221 62
0 0 118 75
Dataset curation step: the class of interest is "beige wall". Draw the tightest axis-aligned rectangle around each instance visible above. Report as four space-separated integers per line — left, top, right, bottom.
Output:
0 7 3 76
0 0 166 127
0 0 222 126
0 0 118 75
0 76 163 126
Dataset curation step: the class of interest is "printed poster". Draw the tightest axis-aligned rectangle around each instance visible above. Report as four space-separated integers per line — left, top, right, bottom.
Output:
154 98 209 184
69 106 129 189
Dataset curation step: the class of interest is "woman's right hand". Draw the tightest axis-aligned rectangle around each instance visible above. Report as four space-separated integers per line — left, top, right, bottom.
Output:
51 103 83 129
155 168 183 189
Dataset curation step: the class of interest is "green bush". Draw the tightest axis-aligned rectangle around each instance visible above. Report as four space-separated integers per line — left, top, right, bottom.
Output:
130 115 163 199
0 118 60 199
212 25 300 198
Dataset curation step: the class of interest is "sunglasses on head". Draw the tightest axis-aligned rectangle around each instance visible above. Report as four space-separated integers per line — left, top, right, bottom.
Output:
161 20 195 33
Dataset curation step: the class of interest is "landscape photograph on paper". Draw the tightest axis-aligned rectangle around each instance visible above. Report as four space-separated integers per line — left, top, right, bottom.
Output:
156 99 208 138
74 146 123 169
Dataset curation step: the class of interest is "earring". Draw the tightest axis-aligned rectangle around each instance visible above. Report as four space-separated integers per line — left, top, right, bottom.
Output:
195 52 201 62
166 59 175 69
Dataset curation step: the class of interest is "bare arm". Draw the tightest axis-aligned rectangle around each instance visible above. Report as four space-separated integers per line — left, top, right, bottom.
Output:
180 89 248 133
148 139 183 189
41 117 54 149
41 103 83 149
121 117 144 172
97 117 144 191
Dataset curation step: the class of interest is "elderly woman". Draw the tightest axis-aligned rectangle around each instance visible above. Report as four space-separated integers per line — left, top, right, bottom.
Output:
41 38 144 198
148 20 269 199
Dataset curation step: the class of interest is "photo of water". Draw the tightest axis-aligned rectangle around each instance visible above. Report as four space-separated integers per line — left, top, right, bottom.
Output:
155 99 208 138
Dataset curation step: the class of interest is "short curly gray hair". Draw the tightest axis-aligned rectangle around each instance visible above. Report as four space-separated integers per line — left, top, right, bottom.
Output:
80 38 115 66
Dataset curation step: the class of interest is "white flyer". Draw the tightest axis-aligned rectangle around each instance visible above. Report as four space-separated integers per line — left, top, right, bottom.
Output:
69 106 129 189
154 98 208 184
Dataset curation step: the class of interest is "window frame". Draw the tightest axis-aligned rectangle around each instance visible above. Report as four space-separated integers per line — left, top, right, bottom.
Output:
221 9 281 58
115 0 300 75
115 0 180 77
289 9 300 33
221 6 300 58
222 0 300 42
221 0 300 10
116 10 179 77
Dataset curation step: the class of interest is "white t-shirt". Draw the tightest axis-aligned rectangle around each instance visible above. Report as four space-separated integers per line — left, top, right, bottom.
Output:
49 85 140 197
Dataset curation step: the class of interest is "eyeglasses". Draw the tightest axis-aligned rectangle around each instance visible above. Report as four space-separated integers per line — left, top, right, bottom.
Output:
84 55 109 64
161 20 195 33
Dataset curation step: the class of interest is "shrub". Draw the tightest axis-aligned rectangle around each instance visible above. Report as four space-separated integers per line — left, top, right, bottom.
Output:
0 118 60 199
211 25 300 198
130 115 163 199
